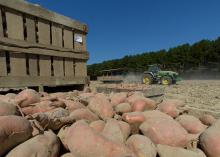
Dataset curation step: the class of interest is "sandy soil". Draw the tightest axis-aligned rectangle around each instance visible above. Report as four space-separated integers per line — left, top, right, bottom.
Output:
90 80 220 117
164 80 220 117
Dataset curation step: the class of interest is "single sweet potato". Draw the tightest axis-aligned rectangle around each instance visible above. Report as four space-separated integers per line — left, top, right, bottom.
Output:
21 100 59 115
60 99 86 112
29 108 70 130
115 102 132 114
122 112 145 134
66 121 135 157
176 115 207 134
117 120 131 141
5 131 60 157
88 95 114 120
200 119 220 157
5 93 16 99
0 115 32 156
126 92 145 104
102 118 125 144
110 92 127 106
0 100 19 116
122 112 145 124
126 134 157 157
15 89 40 108
157 100 179 118
57 125 70 151
140 115 188 147
0 95 14 104
199 114 216 126
157 144 206 157
132 98 156 111
89 120 105 132
59 108 99 124
60 153 76 157
143 110 173 120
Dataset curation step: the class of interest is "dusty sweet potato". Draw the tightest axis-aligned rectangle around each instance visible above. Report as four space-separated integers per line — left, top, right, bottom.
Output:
49 92 67 99
58 108 99 124
29 108 70 130
102 118 125 144
122 112 145 134
58 125 70 151
126 92 144 104
199 114 216 126
200 119 220 157
66 121 135 157
95 93 109 100
89 120 105 132
0 115 32 156
118 121 131 141
115 102 132 114
21 100 59 115
157 100 179 118
142 110 173 120
0 95 15 104
0 100 19 116
126 134 157 157
5 93 16 99
88 95 114 120
140 115 188 147
5 131 60 157
60 99 85 112
176 115 207 134
157 144 206 157
110 92 127 106
132 98 156 111
60 153 76 157
15 89 40 108
122 112 145 124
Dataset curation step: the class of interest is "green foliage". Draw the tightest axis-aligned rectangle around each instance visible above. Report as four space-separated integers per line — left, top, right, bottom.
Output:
88 38 220 76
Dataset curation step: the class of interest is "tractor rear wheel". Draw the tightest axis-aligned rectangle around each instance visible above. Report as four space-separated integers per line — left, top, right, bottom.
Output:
161 76 172 85
142 74 153 85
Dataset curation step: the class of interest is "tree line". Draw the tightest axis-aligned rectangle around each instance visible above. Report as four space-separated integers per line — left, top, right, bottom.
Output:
88 37 220 77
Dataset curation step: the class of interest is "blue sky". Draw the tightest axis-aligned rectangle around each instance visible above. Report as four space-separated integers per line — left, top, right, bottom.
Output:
28 0 220 64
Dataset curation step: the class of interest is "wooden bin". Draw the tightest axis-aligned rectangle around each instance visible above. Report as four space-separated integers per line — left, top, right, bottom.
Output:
0 0 89 90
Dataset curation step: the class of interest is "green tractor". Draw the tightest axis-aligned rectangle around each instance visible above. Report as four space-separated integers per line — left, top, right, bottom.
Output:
142 64 181 85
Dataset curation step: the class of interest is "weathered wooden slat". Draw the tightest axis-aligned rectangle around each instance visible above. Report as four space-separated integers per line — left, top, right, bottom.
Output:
52 24 62 47
0 37 89 60
26 16 36 42
0 9 4 37
0 0 87 32
38 19 50 45
9 53 26 76
29 54 38 76
75 60 87 77
5 10 24 40
0 76 88 88
0 52 7 76
64 58 74 76
63 28 73 49
39 55 51 76
53 56 64 77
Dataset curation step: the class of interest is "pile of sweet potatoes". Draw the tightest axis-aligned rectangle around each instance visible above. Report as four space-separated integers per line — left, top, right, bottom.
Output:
0 88 219 157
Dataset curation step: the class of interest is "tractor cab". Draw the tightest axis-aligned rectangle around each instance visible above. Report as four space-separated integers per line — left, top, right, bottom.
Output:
147 64 161 74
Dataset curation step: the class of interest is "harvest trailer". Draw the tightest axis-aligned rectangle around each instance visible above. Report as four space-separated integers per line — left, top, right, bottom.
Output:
0 0 89 91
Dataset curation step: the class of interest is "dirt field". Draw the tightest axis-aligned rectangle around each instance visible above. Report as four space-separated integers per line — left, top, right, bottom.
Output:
90 80 220 117
164 80 220 117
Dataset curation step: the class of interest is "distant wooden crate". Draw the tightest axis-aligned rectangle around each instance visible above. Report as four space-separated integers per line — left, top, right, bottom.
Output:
0 0 89 90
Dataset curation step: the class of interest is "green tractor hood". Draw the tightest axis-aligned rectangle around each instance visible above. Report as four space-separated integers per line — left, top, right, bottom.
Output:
158 71 182 81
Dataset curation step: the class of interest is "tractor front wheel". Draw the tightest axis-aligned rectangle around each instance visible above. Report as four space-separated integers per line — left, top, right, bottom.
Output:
142 74 153 85
161 76 172 85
